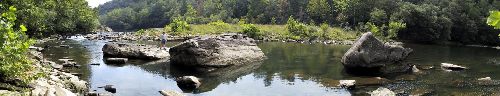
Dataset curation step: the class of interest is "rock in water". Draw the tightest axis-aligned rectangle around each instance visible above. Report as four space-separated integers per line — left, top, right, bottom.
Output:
101 85 116 93
105 58 128 64
338 80 356 90
441 63 467 71
341 32 413 74
370 87 396 96
478 77 492 81
102 43 169 60
169 34 265 68
175 76 201 91
159 90 184 96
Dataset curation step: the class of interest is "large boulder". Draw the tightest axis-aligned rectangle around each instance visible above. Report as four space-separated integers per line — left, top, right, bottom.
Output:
341 32 413 74
102 43 169 60
169 34 265 68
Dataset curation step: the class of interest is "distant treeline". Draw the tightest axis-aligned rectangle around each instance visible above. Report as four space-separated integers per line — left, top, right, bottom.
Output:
1 0 99 37
99 0 500 45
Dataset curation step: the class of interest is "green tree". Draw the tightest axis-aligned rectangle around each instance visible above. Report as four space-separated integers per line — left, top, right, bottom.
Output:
0 6 43 85
307 0 332 24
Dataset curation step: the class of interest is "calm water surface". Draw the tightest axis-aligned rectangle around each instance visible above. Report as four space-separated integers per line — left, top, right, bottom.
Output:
38 39 500 96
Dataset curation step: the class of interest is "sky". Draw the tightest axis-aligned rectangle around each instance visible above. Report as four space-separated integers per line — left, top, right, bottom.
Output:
86 0 112 8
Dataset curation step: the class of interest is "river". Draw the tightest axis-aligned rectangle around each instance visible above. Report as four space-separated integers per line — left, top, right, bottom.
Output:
36 38 500 96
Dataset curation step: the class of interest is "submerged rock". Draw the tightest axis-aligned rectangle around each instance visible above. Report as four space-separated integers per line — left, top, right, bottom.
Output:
441 63 467 71
159 90 184 96
341 32 413 74
170 34 265 68
175 76 201 91
370 87 396 96
102 43 169 60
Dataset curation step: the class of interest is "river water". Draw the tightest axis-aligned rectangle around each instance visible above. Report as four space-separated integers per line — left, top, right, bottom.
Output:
37 39 500 96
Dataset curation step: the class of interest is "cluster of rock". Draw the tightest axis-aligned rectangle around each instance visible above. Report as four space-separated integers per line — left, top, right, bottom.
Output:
17 49 88 96
102 43 169 61
341 32 413 74
169 34 266 69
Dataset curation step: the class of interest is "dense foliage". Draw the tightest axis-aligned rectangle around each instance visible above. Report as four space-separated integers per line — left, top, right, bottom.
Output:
0 6 42 85
1 0 99 37
100 0 500 45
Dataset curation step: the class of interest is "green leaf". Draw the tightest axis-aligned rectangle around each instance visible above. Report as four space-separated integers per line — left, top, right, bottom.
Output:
20 25 27 32
487 11 500 29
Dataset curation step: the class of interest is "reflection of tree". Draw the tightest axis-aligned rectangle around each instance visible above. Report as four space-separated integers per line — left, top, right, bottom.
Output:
253 42 351 87
37 40 93 81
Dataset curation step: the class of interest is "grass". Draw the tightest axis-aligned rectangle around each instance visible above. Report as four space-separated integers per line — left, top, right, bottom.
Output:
137 24 360 41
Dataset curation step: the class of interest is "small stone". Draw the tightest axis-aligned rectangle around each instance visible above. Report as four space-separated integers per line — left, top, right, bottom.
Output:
159 90 184 96
412 65 420 72
370 87 396 96
441 63 467 71
338 80 356 90
478 77 492 81
89 63 100 65
100 85 116 93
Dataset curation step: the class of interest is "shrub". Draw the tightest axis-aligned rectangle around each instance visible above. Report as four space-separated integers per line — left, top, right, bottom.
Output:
387 21 406 39
169 19 191 33
0 6 43 85
241 24 262 39
286 17 309 40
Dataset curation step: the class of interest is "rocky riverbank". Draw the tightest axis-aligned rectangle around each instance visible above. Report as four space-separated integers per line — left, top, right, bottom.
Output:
0 47 88 95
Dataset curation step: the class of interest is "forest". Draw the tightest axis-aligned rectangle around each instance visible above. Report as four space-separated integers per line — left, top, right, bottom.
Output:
1 0 99 37
98 0 500 45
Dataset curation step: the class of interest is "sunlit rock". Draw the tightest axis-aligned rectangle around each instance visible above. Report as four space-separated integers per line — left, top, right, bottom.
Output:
441 63 467 71
102 43 169 60
170 34 265 68
370 87 396 96
341 32 413 74
159 90 185 96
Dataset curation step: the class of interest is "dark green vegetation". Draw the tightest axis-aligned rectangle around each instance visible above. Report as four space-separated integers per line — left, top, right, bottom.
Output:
0 6 43 87
1 0 99 37
99 0 500 45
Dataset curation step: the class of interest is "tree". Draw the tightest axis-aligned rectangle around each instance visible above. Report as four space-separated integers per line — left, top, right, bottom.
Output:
0 6 43 85
307 0 333 24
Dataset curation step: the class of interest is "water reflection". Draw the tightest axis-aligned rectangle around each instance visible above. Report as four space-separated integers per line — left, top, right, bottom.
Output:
40 39 500 96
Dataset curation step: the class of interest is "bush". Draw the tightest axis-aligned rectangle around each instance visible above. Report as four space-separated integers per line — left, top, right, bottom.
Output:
0 6 43 85
387 21 406 39
241 24 262 39
286 17 309 40
169 19 191 33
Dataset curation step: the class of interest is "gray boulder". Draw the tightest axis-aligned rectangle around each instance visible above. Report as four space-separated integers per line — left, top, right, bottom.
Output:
169 34 265 68
341 32 413 74
102 43 169 60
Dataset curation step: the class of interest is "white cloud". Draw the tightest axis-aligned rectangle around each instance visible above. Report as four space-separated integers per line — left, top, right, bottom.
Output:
86 0 112 8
